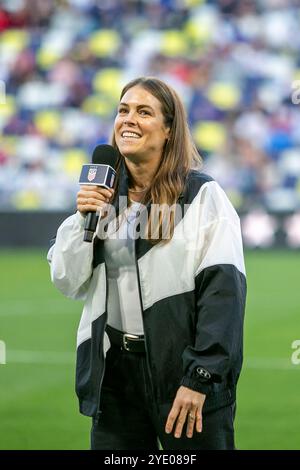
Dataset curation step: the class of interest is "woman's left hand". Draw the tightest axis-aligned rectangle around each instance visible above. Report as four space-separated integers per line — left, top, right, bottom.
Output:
165 386 206 438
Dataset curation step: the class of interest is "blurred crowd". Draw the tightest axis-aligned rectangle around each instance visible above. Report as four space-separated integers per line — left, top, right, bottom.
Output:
1 0 300 216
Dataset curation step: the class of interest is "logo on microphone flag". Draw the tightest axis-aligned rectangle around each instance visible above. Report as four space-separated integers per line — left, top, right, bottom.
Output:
79 163 115 187
88 167 97 181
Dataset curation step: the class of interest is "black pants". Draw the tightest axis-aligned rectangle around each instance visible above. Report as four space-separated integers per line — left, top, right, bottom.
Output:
91 344 235 450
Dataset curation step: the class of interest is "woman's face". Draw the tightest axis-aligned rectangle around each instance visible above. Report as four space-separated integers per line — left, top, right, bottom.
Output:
114 85 170 163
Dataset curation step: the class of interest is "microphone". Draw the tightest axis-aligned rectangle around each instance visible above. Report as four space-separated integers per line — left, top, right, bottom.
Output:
79 144 119 242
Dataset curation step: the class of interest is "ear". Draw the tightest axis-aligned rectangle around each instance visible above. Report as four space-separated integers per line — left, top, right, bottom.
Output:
165 127 170 140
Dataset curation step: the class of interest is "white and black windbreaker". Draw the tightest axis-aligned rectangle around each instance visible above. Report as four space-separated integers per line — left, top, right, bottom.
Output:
48 166 247 418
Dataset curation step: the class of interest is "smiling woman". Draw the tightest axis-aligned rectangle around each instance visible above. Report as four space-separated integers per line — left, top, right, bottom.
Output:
47 76 246 450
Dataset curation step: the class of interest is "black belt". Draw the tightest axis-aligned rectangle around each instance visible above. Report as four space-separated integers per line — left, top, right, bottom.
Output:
106 324 146 353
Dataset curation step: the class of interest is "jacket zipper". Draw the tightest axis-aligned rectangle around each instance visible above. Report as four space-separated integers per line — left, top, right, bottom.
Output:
134 242 158 407
94 216 156 421
95 262 108 424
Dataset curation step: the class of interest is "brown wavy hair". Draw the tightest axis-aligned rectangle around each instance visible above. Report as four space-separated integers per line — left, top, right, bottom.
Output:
111 76 202 244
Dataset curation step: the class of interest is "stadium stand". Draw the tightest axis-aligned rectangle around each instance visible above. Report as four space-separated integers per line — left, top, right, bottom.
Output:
1 0 300 246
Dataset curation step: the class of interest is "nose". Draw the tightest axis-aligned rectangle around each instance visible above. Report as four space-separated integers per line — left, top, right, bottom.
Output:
123 110 137 125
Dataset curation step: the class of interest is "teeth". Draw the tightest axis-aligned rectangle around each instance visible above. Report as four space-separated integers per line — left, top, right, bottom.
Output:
122 132 141 138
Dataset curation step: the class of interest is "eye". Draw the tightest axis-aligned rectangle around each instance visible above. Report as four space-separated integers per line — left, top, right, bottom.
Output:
118 107 128 114
139 109 150 115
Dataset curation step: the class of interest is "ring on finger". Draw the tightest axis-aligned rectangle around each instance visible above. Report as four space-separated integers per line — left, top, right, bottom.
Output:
188 413 195 420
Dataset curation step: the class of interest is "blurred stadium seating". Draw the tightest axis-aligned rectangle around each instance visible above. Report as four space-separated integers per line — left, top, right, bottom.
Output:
1 0 300 247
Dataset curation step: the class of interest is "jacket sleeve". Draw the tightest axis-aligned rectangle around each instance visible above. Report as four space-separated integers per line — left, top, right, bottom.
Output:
180 181 247 395
47 211 94 300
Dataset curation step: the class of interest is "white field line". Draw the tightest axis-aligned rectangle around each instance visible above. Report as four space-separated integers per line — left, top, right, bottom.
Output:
245 357 298 371
0 298 79 315
7 350 75 365
2 350 299 370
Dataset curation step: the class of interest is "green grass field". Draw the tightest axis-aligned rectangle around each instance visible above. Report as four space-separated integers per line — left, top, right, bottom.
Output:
0 249 299 449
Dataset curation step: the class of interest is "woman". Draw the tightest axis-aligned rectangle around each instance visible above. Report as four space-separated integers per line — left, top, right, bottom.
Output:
48 77 246 450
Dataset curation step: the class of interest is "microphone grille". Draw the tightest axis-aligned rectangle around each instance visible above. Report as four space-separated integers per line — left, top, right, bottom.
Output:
91 144 119 169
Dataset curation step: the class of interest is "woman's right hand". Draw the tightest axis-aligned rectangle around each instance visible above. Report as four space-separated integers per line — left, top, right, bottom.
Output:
77 185 114 217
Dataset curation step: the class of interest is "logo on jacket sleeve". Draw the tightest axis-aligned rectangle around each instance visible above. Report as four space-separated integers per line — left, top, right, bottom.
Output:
196 367 211 381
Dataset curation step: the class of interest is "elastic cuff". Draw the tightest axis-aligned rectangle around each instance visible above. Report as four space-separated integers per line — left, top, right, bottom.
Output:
180 376 212 395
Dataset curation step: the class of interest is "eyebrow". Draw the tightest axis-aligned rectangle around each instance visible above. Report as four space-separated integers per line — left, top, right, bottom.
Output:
119 102 154 111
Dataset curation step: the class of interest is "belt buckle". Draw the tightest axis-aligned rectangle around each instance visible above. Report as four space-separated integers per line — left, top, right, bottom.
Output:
122 333 140 352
